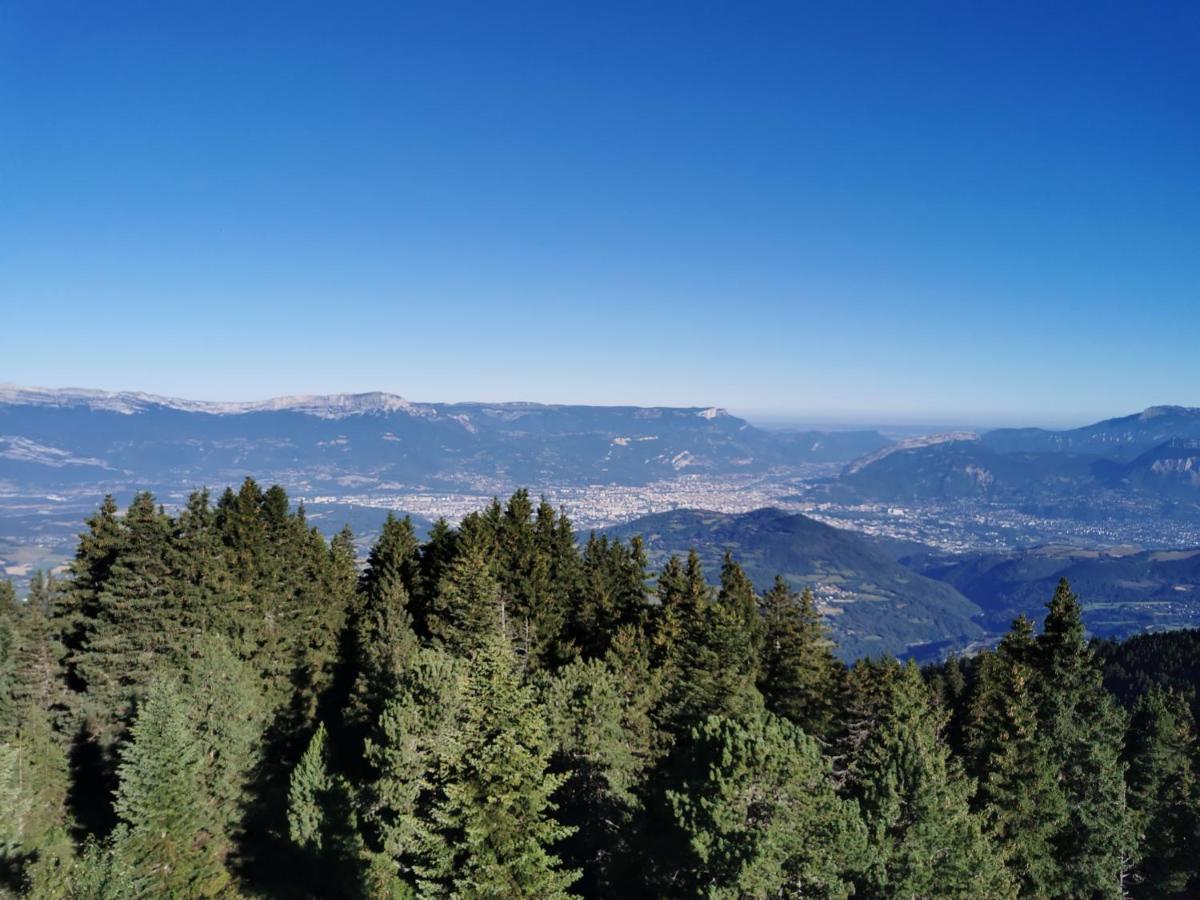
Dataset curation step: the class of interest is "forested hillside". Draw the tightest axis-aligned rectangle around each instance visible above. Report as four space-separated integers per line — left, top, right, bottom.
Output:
1 482 1197 898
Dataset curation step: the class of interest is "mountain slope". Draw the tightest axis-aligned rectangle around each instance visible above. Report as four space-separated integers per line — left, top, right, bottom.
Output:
0 385 888 492
907 544 1200 639
604 507 983 660
982 406 1200 459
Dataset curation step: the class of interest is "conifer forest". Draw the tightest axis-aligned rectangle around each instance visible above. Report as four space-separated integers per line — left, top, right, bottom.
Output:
2 481 1198 899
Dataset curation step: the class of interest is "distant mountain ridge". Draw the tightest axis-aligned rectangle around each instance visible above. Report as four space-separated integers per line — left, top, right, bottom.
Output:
981 405 1200 458
0 384 888 492
836 406 1200 517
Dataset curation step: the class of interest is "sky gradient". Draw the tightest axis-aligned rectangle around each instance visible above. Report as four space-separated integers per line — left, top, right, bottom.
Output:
1 1 1197 426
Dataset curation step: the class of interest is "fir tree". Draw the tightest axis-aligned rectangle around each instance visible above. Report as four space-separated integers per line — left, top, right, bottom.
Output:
427 534 503 656
658 553 762 736
1034 579 1134 898
361 647 467 889
180 635 269 865
112 676 229 898
419 634 578 898
965 616 1066 896
287 720 361 893
542 658 646 896
77 493 179 743
1123 687 1200 898
849 661 1013 899
757 578 842 740
57 495 122 692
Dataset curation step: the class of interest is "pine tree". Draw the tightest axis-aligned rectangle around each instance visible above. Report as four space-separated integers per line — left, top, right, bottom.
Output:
1034 579 1134 898
758 578 842 740
1123 687 1200 898
965 616 1066 896
667 711 866 899
419 634 579 898
112 676 229 898
850 661 1013 899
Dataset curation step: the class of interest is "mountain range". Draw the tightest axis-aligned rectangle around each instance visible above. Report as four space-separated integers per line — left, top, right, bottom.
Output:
0 385 886 492
834 406 1200 521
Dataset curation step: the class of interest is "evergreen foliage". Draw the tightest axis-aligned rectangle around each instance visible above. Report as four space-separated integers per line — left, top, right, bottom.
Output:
758 577 842 739
667 711 866 899
419 634 579 898
848 661 1013 898
3 485 1198 898
1034 579 1135 898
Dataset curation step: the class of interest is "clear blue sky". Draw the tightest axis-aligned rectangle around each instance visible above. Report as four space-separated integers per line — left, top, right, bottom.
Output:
1 1 1196 425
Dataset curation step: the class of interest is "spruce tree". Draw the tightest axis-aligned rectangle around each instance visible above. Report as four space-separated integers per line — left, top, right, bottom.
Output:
78 493 179 743
112 676 229 898
850 661 1013 899
1123 687 1200 898
419 634 578 898
965 616 1066 896
1034 579 1134 898
757 578 842 740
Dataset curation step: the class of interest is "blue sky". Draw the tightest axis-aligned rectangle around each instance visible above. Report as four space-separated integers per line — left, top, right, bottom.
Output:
1 1 1196 426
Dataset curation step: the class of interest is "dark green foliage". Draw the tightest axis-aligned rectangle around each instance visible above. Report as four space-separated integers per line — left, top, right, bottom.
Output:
568 534 649 659
1123 687 1200 898
419 634 579 898
344 521 421 740
656 552 763 735
1034 579 1134 898
758 578 843 740
287 722 362 894
361 646 465 890
541 658 647 895
964 616 1066 896
7 485 1200 899
668 712 866 899
112 676 229 897
76 493 177 743
848 661 1013 898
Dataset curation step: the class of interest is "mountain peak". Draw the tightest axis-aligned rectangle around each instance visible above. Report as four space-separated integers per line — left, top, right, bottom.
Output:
1140 405 1200 420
